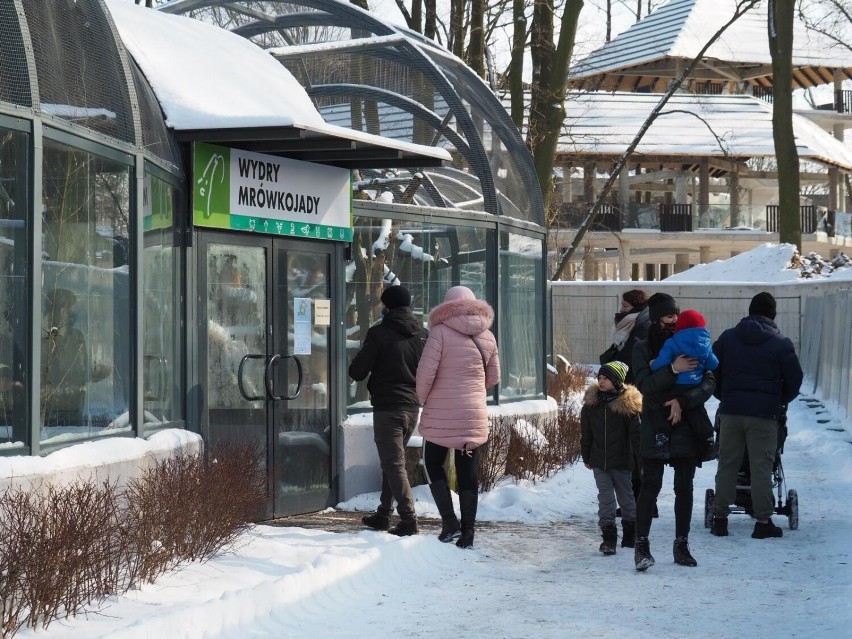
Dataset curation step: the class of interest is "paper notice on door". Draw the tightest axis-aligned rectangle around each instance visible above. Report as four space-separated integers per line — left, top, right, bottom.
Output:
314 299 331 326
294 297 312 354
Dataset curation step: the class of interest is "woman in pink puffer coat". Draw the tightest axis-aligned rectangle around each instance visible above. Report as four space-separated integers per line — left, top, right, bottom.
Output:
417 286 499 549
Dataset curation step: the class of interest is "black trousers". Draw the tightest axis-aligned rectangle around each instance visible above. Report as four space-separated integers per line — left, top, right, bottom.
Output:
636 457 696 539
423 440 479 492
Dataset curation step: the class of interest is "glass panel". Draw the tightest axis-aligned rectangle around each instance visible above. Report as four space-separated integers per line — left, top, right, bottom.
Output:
0 127 28 447
274 249 332 495
345 213 495 411
142 173 181 427
205 243 266 448
41 138 131 443
500 231 544 400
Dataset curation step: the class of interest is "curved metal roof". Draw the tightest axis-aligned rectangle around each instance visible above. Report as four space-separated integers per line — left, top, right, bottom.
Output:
157 0 544 225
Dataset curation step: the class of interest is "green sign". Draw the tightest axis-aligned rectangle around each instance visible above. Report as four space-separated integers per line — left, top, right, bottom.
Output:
192 142 352 241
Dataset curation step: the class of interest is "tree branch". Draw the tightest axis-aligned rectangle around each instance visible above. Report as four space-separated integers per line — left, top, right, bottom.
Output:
552 0 761 280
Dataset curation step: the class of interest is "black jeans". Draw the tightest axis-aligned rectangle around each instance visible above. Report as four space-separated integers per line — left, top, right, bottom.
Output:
637 457 697 539
373 410 418 519
423 440 479 492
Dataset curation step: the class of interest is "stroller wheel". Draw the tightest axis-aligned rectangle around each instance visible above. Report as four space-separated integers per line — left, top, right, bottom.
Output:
704 489 715 528
787 489 798 530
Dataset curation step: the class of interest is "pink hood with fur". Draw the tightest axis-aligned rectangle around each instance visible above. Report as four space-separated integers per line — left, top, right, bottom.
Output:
416 287 500 449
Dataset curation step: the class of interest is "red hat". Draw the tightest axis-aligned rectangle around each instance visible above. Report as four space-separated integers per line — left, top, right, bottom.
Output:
675 309 706 331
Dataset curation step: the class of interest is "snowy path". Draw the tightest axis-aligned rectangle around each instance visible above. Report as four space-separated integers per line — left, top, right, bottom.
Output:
18 396 852 639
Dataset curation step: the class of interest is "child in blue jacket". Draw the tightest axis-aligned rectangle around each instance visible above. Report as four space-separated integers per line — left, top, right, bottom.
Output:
650 309 718 385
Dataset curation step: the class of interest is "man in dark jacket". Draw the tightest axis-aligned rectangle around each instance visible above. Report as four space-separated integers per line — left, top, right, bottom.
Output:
710 292 803 540
348 285 428 536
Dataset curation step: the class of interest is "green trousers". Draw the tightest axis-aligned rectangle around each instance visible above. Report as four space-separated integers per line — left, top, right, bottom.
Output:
714 414 778 521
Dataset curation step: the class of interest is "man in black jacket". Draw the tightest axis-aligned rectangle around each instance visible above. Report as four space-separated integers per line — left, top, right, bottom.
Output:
710 292 803 539
348 285 428 536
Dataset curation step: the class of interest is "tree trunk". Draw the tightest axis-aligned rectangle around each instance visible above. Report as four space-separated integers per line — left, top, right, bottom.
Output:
606 0 612 42
467 0 486 77
450 0 466 59
528 0 584 215
769 0 801 248
424 0 437 39
509 0 526 128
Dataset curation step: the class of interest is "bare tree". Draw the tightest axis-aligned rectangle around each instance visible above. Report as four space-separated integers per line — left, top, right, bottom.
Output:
796 0 852 54
552 0 762 280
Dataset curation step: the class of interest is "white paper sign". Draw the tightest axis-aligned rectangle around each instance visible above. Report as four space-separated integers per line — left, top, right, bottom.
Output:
314 299 331 326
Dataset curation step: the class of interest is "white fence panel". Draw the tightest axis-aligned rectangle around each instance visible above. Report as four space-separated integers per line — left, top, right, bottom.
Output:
552 280 851 421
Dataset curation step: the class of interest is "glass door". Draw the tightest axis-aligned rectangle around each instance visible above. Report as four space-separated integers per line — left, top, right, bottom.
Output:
271 243 333 515
200 233 334 518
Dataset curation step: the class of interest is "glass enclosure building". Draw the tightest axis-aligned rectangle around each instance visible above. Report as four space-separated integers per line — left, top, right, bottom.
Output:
0 0 546 516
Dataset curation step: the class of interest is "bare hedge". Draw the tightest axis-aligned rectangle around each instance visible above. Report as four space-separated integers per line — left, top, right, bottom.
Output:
0 441 266 637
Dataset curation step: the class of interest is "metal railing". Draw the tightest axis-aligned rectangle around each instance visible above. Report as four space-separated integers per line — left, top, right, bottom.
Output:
836 90 852 114
765 205 818 233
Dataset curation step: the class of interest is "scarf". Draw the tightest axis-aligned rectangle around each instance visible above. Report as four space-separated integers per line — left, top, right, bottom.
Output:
611 311 639 349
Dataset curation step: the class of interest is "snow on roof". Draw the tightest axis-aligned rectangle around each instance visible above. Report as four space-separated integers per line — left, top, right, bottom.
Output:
105 1 450 162
105 0 325 130
570 0 851 84
561 92 852 170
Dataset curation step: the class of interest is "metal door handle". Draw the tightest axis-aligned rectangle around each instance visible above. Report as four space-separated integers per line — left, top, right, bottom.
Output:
237 354 266 401
265 353 303 401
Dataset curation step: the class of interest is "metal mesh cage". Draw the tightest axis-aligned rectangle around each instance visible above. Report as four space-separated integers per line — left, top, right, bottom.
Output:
129 58 180 169
0 1 32 107
163 0 544 225
23 0 134 142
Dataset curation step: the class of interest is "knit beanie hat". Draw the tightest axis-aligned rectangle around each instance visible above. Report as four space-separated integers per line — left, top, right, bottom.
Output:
748 292 777 320
647 292 679 323
675 309 706 331
380 285 412 309
598 361 629 390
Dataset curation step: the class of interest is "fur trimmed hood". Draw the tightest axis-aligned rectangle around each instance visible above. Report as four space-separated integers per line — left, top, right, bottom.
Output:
428 297 494 337
583 383 642 415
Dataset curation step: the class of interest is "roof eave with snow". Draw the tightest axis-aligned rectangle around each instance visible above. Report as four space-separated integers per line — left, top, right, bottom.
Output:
105 0 448 168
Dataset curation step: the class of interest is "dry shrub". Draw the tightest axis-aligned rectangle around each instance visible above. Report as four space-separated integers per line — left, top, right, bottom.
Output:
0 441 266 637
547 361 591 403
124 441 267 570
478 365 585 493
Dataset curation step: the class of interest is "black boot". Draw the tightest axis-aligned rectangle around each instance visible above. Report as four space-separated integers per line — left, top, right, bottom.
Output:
634 536 655 571
673 536 698 566
621 520 636 548
752 518 783 539
599 525 617 555
456 489 478 549
361 512 390 531
429 480 461 543
710 516 728 537
388 517 418 536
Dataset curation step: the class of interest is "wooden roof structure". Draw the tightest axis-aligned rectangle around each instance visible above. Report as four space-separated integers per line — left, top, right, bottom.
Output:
557 92 852 174
568 0 852 92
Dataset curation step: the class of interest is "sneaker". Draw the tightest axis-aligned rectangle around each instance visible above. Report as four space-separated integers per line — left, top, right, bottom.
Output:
710 516 729 537
752 518 783 539
361 512 391 531
673 537 698 567
634 537 655 571
388 518 418 537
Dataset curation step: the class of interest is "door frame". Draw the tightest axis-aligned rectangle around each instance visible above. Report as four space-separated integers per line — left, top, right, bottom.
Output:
194 229 343 517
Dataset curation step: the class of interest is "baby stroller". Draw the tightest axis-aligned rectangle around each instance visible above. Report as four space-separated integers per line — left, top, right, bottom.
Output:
704 406 798 530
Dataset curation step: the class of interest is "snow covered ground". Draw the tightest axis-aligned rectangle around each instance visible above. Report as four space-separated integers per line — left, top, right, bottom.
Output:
17 392 851 639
